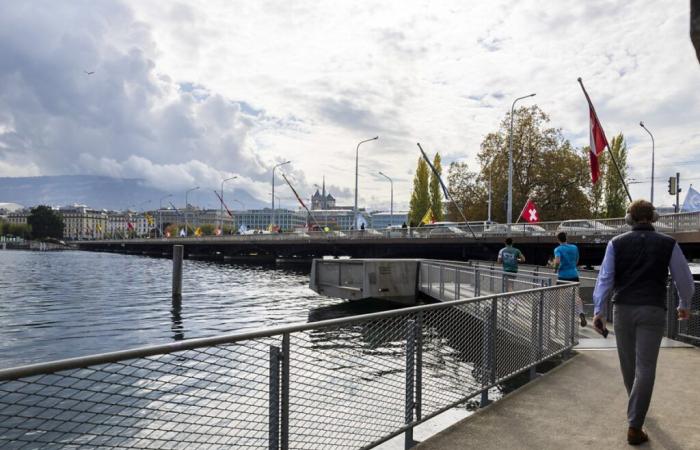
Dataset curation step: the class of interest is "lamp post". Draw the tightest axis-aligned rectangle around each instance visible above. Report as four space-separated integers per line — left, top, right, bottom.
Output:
272 161 291 228
639 121 655 204
159 194 172 237
378 171 393 227
354 136 379 227
507 93 536 229
220 176 238 231
185 186 199 236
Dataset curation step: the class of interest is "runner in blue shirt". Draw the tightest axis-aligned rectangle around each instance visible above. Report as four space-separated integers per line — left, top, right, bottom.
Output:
554 231 586 326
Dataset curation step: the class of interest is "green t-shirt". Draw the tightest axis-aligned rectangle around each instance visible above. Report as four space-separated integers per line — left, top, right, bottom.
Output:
498 246 522 273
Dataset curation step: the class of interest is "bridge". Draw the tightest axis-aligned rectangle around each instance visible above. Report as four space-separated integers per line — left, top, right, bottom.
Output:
74 212 700 265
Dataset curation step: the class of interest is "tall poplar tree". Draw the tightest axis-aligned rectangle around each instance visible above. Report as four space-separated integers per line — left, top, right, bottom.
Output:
408 157 430 225
604 133 628 218
429 153 444 222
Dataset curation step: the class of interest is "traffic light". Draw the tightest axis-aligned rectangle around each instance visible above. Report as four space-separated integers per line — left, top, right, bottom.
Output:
668 176 677 195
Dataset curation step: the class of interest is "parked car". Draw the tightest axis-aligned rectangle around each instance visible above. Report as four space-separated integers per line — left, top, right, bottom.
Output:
556 220 616 234
428 225 467 237
514 224 548 235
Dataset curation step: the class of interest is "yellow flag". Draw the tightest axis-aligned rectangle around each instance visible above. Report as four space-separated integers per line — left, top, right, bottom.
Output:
96 223 103 232
194 227 202 237
420 207 434 225
145 213 154 226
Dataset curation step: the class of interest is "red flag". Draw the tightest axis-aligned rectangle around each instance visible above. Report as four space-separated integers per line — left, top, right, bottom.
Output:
127 220 134 231
519 198 540 223
578 78 609 184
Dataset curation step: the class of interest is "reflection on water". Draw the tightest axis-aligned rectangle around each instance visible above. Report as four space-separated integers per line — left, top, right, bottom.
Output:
0 250 348 369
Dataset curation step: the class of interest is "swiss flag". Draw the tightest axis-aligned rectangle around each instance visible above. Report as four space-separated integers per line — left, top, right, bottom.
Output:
520 199 540 223
578 78 609 184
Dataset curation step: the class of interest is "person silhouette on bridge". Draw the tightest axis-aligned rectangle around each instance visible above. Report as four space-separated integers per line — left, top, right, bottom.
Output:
592 200 694 445
498 237 525 291
553 232 587 327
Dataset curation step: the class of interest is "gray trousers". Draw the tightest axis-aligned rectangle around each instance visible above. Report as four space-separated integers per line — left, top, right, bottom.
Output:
613 304 666 428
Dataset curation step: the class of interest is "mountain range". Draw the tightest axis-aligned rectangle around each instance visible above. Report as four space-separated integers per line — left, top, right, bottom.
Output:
0 175 267 211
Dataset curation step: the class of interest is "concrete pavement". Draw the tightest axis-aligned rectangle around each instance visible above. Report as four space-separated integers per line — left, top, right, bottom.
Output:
417 347 700 449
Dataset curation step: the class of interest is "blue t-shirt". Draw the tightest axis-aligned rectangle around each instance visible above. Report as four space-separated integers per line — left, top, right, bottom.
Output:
554 243 579 280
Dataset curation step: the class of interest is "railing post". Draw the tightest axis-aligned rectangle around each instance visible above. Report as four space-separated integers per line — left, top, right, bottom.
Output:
269 345 281 450
415 314 423 423
455 269 460 300
405 319 418 449
439 265 445 299
475 269 480 297
480 298 497 407
281 334 290 450
570 285 577 347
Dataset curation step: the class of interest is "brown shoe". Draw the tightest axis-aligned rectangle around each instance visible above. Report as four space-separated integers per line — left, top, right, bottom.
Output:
627 427 649 445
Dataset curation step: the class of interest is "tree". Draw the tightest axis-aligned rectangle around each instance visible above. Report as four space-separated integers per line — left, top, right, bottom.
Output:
604 133 628 217
588 145 607 218
27 205 64 239
429 153 444 222
446 162 487 221
475 105 592 222
408 157 430 225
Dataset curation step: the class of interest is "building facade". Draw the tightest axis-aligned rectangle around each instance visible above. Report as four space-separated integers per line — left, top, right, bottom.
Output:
60 205 108 240
369 211 409 229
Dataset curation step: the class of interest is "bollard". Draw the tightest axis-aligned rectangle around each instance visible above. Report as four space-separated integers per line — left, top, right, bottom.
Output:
172 245 184 298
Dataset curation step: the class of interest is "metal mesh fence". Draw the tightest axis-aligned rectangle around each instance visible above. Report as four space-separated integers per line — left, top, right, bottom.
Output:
1 283 577 450
677 281 700 343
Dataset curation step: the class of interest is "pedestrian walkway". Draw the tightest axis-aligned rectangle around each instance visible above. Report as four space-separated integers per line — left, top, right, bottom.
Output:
417 333 700 449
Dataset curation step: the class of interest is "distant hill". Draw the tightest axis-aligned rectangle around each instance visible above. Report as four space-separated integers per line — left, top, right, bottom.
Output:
0 175 267 211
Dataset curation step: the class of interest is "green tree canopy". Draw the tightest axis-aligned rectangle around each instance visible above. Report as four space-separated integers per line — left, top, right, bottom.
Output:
604 133 628 218
408 157 430 225
446 162 487 221
429 153 444 222
28 205 64 239
475 105 592 222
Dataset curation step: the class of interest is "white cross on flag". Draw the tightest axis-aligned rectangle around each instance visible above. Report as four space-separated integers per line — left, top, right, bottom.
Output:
520 198 540 223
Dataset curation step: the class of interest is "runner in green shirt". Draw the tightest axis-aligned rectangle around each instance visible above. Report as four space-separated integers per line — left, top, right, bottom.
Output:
497 237 525 273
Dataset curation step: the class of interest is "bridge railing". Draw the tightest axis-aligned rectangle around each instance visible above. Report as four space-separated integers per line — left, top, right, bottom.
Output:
0 283 578 450
673 281 700 343
81 211 700 243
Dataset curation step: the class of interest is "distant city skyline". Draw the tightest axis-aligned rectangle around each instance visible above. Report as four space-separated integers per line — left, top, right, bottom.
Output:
0 1 699 212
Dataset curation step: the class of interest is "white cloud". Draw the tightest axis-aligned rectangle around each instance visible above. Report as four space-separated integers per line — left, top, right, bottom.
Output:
1 0 699 211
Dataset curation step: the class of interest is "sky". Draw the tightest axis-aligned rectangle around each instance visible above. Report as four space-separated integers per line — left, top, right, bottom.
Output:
0 0 698 211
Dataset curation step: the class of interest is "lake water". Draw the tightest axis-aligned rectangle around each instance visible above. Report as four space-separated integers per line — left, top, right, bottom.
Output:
0 250 403 369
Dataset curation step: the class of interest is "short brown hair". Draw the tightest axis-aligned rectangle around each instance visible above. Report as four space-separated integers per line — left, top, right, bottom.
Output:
628 199 655 223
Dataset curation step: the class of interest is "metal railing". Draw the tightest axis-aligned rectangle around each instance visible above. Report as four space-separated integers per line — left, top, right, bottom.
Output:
0 284 578 450
419 260 553 302
79 211 700 244
673 281 700 343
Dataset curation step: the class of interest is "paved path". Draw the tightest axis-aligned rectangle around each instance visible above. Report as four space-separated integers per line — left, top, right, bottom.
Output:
417 346 700 449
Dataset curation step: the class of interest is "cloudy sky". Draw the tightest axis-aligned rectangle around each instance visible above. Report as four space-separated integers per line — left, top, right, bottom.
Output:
0 0 698 211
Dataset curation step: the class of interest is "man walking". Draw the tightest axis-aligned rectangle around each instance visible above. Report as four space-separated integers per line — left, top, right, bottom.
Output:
592 200 694 445
553 232 587 327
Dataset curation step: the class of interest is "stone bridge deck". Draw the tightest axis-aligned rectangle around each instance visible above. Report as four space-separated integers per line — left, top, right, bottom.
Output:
417 328 700 449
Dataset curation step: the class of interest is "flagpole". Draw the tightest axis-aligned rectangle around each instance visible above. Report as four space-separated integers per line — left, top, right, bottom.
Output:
577 77 632 203
514 198 529 224
417 143 478 240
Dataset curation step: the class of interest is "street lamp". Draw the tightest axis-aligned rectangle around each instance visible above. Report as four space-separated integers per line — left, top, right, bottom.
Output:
159 194 172 237
639 121 655 204
220 176 238 231
378 171 394 227
354 136 379 226
185 186 200 236
272 161 291 228
507 93 536 229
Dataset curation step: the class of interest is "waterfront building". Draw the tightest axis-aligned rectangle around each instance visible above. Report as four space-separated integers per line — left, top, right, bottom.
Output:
155 208 233 233
6 209 29 225
232 208 307 232
370 211 409 229
59 205 108 240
